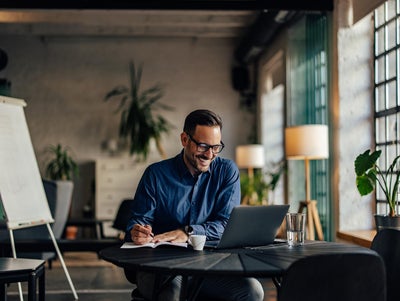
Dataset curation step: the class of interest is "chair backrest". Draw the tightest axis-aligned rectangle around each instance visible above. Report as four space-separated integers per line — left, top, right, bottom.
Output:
112 199 132 232
371 228 400 301
278 252 386 301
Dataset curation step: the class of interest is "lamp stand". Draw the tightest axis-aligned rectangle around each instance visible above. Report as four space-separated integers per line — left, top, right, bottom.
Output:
298 158 324 240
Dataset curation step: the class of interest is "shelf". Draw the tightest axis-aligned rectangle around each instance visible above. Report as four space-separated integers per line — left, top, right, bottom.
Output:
336 230 377 248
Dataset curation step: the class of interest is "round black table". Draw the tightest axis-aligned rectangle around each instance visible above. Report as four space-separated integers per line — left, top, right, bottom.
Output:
100 241 377 301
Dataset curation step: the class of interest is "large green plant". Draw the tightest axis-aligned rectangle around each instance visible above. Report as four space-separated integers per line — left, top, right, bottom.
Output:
45 144 79 181
105 61 173 161
355 149 400 217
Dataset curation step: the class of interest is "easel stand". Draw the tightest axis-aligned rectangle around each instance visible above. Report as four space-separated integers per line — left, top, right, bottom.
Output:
8 224 78 300
298 200 324 240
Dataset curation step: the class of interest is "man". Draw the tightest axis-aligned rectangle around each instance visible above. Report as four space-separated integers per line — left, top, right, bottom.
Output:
125 109 264 301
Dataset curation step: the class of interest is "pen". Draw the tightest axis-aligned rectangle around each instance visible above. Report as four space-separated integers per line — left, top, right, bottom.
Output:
139 222 154 238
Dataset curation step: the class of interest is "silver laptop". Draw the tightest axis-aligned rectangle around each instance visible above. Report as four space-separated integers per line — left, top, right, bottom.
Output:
206 204 289 249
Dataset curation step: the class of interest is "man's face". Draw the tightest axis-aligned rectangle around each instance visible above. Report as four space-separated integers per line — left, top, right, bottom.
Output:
181 125 222 175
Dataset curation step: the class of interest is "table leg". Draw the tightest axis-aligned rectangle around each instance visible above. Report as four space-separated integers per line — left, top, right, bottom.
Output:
0 283 6 301
39 267 45 301
187 277 204 301
28 271 36 301
179 276 189 301
152 274 176 301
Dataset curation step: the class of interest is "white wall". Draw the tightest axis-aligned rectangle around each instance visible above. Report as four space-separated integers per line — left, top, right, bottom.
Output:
0 35 253 217
1 36 252 162
337 11 375 230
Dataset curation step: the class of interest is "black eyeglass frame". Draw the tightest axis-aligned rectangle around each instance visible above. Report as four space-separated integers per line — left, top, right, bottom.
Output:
186 133 225 154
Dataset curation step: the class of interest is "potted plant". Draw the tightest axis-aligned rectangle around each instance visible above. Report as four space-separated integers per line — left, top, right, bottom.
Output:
104 61 173 161
240 160 286 205
44 143 79 238
45 144 79 181
354 149 400 230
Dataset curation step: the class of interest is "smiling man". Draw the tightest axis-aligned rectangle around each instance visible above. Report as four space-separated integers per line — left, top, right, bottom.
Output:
124 109 264 301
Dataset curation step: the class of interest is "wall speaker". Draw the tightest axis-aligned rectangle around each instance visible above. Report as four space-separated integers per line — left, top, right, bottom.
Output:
231 66 249 92
0 49 8 71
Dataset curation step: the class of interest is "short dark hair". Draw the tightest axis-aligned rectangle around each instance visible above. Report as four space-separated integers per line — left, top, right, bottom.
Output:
183 109 223 135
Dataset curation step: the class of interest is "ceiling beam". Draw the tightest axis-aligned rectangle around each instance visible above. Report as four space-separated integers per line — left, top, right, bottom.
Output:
0 1 334 12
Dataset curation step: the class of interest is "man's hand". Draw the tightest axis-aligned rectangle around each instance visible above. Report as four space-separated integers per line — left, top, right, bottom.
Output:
130 224 154 245
153 229 188 243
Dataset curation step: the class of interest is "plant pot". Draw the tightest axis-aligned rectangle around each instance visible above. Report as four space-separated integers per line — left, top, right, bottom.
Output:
374 214 400 231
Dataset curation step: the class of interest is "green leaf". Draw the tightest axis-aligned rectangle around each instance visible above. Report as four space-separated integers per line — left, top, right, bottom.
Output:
356 175 374 195
354 149 381 176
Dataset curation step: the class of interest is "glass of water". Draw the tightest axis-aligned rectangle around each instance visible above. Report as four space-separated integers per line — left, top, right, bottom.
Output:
286 213 306 247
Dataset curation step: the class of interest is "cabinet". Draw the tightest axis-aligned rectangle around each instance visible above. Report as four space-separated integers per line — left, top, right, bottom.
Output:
95 158 149 237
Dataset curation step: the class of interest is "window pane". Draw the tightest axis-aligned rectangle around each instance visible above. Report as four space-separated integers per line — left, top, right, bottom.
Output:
376 116 387 144
388 80 397 108
375 4 385 27
376 56 386 83
376 27 385 54
387 20 397 49
387 0 396 20
376 85 386 110
387 113 398 141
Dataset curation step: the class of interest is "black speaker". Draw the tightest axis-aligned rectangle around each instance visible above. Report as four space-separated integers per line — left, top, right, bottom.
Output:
231 66 249 91
0 49 8 71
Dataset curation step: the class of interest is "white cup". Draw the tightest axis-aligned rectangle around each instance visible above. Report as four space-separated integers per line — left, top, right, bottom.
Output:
189 235 206 251
286 213 306 247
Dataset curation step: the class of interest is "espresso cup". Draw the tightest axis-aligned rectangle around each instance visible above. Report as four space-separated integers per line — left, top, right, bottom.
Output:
189 234 206 251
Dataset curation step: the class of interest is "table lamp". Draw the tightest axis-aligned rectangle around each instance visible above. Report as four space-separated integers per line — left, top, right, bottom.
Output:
235 144 265 179
285 124 329 240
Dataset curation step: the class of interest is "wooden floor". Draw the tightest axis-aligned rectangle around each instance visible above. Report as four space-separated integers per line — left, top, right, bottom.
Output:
5 252 277 301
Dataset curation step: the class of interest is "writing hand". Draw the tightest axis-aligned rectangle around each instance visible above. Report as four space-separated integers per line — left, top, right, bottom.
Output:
131 224 154 245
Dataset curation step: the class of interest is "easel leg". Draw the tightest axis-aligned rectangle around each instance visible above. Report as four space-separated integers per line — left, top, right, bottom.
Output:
9 229 24 301
46 223 78 300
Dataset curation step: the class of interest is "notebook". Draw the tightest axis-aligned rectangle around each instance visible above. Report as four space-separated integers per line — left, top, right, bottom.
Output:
205 204 289 249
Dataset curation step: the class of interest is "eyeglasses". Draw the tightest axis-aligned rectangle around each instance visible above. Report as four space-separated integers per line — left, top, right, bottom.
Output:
187 133 225 154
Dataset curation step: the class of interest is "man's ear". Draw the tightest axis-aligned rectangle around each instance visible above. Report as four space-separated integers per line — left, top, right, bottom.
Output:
181 132 189 147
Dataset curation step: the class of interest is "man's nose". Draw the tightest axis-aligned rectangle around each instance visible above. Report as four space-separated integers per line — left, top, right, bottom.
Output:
203 148 214 157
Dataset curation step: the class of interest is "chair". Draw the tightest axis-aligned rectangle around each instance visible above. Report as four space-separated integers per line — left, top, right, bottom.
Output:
371 228 400 301
277 252 386 301
111 199 144 301
112 199 133 234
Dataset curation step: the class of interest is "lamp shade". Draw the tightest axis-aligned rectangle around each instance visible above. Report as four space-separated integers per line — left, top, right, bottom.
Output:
235 144 265 168
285 125 329 160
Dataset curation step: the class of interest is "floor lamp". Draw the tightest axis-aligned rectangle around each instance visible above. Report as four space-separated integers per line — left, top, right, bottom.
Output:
285 125 329 240
236 144 265 179
236 144 265 204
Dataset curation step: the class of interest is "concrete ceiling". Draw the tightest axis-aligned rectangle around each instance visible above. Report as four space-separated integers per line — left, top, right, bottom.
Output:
0 9 261 39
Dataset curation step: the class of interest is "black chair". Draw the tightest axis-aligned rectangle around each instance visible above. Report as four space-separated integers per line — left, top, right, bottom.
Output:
111 199 144 301
277 252 386 301
371 228 400 301
112 199 133 234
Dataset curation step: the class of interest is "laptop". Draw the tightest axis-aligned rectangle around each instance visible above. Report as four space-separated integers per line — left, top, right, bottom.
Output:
205 204 289 249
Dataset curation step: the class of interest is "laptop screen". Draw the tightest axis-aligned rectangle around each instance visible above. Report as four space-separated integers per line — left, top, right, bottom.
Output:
206 205 289 249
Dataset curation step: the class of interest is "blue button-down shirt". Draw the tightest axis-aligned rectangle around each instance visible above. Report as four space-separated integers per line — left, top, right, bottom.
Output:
125 151 240 241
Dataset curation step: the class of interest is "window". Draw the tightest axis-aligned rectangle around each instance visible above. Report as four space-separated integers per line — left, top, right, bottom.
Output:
374 0 400 214
286 14 331 239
